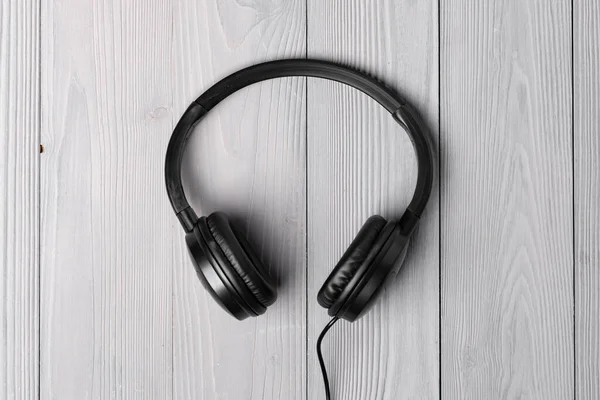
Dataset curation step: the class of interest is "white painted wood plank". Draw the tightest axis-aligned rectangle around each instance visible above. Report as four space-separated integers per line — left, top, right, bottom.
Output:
0 1 40 398
575 1 600 398
441 1 574 398
306 1 439 399
171 1 307 399
40 1 174 397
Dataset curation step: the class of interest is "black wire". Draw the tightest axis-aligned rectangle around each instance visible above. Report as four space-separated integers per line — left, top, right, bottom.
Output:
316 317 340 400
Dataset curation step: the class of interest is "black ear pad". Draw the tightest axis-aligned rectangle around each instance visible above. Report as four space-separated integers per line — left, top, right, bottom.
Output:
330 222 409 321
317 215 387 309
205 212 277 309
185 228 250 320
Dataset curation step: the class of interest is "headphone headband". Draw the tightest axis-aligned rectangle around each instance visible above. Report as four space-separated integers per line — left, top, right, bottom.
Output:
165 59 433 233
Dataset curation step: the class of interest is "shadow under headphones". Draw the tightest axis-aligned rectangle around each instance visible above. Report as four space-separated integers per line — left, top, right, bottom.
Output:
166 59 433 325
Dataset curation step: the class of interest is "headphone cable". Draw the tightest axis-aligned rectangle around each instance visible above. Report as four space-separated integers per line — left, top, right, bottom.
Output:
316 316 340 400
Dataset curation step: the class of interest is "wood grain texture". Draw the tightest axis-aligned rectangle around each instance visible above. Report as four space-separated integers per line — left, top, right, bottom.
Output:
441 1 574 398
40 0 174 397
171 1 307 399
0 1 40 398
574 1 600 398
307 1 439 399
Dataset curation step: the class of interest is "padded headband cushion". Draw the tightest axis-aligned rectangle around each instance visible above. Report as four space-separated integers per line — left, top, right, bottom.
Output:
207 212 276 307
317 215 387 309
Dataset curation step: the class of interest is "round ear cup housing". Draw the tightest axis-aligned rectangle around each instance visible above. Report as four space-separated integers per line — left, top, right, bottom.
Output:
334 225 410 321
317 216 411 322
185 212 277 321
317 215 387 309
185 226 251 320
205 212 277 308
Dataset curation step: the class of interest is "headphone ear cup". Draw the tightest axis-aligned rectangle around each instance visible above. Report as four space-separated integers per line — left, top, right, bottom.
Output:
318 216 412 322
186 212 277 321
333 225 410 321
185 224 253 320
317 215 387 310
328 221 410 322
205 212 277 309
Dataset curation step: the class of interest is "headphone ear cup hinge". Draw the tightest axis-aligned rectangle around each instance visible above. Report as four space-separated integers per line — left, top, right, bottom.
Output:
177 207 199 233
398 208 420 236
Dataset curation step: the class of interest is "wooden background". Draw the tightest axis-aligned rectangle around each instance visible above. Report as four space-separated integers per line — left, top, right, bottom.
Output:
1 0 598 399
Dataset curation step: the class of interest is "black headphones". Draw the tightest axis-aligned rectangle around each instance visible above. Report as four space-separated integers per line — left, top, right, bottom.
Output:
165 59 433 324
